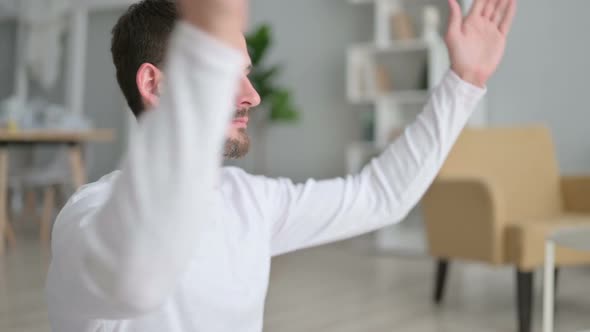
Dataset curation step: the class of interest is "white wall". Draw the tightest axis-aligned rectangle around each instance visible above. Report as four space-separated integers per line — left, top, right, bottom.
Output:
230 0 374 182
83 10 128 181
2 2 373 183
1 0 589 183
241 0 590 179
0 21 16 100
487 0 590 174
0 10 127 182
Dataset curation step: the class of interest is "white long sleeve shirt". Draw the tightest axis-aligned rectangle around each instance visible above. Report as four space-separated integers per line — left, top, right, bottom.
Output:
46 22 485 332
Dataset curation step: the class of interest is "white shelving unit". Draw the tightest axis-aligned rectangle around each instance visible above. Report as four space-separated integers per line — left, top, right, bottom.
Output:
7 0 136 115
346 0 485 254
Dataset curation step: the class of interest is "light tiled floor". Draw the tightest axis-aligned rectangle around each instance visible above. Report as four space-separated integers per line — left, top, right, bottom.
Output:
1 228 589 332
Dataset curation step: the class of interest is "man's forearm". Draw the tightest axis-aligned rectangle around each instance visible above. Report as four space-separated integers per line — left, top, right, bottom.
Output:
269 70 486 256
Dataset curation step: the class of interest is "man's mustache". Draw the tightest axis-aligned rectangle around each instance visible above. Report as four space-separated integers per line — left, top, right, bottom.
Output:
234 108 249 119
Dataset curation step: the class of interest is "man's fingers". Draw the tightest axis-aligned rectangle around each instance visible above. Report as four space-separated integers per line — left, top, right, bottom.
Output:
447 0 463 35
469 0 487 17
491 0 509 25
482 0 500 19
499 0 516 34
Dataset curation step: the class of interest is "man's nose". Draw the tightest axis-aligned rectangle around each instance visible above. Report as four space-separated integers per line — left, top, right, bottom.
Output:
237 76 261 108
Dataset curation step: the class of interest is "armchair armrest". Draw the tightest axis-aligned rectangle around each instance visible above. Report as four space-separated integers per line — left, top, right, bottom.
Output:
422 177 506 264
561 176 590 213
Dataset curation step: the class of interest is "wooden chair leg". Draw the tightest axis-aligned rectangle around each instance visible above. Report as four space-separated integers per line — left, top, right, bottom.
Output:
4 188 16 248
20 189 38 224
40 186 56 247
55 184 67 208
4 218 16 249
68 145 87 190
4 188 19 249
517 270 534 332
0 149 8 255
434 259 449 304
554 267 560 296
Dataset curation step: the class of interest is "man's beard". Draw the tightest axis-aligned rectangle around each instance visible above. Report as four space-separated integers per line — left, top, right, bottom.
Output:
223 108 251 159
223 129 250 159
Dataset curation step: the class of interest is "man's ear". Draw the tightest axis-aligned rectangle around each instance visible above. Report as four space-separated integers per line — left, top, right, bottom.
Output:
136 63 163 109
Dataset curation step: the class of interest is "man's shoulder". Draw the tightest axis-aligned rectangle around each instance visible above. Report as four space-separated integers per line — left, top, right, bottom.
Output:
221 166 245 176
70 171 121 204
56 171 121 222
221 166 279 188
220 166 291 202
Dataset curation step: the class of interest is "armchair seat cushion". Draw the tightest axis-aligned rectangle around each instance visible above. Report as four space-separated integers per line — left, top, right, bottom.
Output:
505 214 590 271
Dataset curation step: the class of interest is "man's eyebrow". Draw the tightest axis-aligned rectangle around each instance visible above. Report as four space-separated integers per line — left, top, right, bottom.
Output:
246 64 253 74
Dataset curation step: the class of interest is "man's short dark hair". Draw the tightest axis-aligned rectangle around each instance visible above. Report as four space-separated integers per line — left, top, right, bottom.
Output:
111 0 178 117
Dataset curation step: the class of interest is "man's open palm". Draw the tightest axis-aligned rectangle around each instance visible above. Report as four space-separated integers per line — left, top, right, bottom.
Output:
446 0 517 87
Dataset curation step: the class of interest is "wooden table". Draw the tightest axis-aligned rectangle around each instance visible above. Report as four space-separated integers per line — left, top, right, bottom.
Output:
0 129 115 254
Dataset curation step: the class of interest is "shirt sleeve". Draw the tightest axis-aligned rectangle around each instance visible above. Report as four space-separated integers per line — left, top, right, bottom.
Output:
267 71 486 256
47 22 243 320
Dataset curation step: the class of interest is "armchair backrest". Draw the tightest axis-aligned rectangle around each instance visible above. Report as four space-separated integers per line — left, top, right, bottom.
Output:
438 125 563 221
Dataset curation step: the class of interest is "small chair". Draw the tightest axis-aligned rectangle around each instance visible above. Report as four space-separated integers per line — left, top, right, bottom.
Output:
422 125 590 332
9 145 87 246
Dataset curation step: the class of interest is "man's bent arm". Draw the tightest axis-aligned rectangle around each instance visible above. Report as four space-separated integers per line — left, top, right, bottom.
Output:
47 23 243 319
265 71 485 256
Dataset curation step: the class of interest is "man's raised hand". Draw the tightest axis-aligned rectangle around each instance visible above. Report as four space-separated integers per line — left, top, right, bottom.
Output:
445 0 517 87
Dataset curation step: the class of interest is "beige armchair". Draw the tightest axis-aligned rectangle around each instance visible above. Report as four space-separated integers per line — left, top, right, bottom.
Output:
422 126 590 332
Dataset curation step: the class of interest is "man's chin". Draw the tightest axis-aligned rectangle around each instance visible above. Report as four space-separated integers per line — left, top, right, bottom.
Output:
223 132 250 159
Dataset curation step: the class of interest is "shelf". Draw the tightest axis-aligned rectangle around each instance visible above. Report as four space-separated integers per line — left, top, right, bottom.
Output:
0 0 138 19
350 90 430 105
348 141 379 151
80 0 137 10
0 2 16 22
351 0 474 8
346 141 381 173
348 0 374 4
379 90 430 103
350 40 429 54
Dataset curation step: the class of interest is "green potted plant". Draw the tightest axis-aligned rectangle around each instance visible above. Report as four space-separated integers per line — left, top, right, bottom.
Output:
244 24 299 173
246 24 299 122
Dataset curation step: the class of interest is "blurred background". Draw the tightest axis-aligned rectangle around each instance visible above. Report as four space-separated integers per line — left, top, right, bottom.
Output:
1 0 590 331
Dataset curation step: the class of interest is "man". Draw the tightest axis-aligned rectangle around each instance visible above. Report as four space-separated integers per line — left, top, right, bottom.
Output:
46 0 516 331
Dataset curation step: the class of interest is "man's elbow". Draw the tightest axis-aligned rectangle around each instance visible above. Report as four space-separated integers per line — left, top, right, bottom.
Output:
84 257 173 316
108 282 171 316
